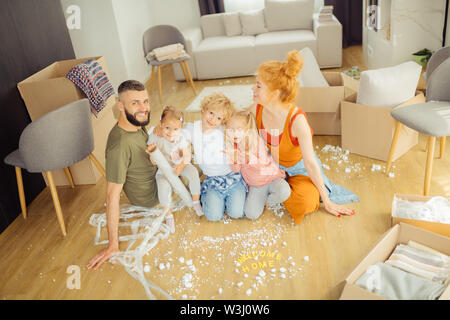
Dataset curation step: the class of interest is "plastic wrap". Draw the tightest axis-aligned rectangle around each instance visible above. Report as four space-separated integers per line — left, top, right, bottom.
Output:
89 202 185 300
149 148 193 208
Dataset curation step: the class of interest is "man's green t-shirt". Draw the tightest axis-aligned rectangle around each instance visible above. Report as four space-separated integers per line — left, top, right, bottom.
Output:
105 124 158 208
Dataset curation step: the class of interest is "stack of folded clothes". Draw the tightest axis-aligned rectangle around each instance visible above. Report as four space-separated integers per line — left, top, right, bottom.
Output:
146 43 188 62
356 241 450 300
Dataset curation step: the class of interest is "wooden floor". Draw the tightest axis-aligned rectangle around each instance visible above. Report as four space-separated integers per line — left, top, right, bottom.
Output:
1 46 449 300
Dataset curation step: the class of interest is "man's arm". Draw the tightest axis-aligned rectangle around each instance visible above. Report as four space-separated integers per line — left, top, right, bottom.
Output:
87 181 123 270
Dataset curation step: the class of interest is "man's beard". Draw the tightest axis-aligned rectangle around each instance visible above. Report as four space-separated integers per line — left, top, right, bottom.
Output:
125 108 150 127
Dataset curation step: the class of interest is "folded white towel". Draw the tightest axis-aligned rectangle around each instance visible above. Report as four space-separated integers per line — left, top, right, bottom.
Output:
155 50 188 62
154 43 184 56
146 43 188 62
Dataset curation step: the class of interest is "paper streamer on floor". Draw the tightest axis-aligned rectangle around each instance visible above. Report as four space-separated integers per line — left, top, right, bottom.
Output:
149 148 193 208
89 202 186 300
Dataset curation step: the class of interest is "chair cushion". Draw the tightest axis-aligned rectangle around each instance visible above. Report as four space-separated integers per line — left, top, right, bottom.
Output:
223 12 242 36
4 149 25 168
254 30 316 63
240 9 267 36
264 0 314 32
391 101 450 137
148 54 190 66
297 46 329 87
201 13 226 38
357 61 422 108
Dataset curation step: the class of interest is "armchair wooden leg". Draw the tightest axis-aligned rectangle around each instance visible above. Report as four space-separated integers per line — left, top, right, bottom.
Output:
45 171 67 237
15 166 27 219
183 61 197 95
149 66 156 92
179 62 189 83
157 66 163 103
424 136 436 196
440 136 446 159
88 153 106 178
63 167 75 188
386 120 402 175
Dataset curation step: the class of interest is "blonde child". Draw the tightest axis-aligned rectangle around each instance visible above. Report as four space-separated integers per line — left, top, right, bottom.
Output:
146 106 203 234
224 111 291 220
184 93 247 222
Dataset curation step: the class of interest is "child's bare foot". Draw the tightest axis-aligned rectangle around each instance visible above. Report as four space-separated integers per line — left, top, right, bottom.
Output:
192 200 204 216
165 213 175 233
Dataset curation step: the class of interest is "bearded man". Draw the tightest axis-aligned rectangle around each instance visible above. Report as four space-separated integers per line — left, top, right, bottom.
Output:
87 80 158 270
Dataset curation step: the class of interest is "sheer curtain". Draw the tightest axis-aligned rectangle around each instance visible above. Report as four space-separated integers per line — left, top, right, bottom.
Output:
224 0 264 12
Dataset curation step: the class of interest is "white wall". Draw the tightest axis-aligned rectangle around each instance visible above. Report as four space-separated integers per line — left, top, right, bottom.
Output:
61 0 128 90
111 0 153 84
363 0 447 69
61 0 201 86
148 0 201 29
224 0 324 13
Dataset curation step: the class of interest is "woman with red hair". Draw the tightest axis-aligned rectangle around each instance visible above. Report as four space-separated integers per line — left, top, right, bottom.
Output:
249 50 358 224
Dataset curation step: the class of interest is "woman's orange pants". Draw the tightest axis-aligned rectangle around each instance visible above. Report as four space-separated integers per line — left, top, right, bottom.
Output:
283 175 320 224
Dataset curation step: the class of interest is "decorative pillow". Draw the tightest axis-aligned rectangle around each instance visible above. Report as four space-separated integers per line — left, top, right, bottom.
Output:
297 47 329 87
357 61 422 108
200 13 226 38
240 9 267 36
264 0 314 32
222 12 242 36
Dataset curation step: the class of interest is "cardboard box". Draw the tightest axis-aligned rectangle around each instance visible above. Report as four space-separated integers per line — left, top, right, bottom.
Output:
17 56 117 186
339 223 450 300
392 194 450 238
296 72 360 135
340 92 424 161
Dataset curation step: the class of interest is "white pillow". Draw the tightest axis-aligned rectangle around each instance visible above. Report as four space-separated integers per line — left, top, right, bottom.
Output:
222 12 242 36
297 47 329 87
264 0 314 31
240 9 267 36
357 61 422 108
200 13 226 38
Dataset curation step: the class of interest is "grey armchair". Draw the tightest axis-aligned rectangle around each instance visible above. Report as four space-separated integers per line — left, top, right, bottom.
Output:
143 25 197 102
4 99 106 236
386 46 450 195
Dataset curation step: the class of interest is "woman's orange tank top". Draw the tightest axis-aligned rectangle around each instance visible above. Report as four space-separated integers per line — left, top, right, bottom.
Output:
255 104 313 168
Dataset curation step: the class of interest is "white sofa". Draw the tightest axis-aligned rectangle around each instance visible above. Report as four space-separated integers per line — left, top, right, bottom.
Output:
174 0 342 81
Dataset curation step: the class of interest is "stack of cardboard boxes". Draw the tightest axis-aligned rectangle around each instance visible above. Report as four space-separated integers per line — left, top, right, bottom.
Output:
299 70 449 300
296 72 359 135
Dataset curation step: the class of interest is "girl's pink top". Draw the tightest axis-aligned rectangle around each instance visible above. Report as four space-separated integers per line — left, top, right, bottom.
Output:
230 136 285 187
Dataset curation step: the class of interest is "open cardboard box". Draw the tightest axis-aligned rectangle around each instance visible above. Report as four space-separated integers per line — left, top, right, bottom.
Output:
340 91 424 161
339 223 450 300
17 56 118 186
392 194 450 238
296 72 359 135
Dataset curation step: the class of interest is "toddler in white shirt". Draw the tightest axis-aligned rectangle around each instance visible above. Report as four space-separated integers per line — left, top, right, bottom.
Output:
147 106 203 233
